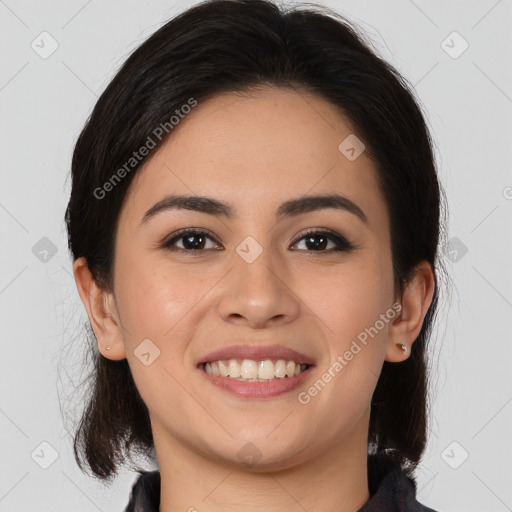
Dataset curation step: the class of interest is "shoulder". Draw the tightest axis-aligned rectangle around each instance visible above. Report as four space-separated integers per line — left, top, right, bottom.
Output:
360 453 440 512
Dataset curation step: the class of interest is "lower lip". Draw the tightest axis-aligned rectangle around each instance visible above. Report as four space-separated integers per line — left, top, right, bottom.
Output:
199 365 314 399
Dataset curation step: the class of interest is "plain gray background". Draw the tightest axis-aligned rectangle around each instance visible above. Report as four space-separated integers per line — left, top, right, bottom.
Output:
1 0 511 510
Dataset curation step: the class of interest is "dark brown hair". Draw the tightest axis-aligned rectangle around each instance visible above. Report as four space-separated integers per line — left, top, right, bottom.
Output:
64 0 449 483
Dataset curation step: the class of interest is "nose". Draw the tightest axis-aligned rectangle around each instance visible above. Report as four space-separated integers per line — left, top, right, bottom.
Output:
216 246 300 329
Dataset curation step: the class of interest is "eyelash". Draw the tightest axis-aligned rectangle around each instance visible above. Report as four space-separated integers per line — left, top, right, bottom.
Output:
160 227 355 254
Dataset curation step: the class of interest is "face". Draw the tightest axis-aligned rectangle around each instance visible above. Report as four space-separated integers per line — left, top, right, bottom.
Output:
108 86 398 470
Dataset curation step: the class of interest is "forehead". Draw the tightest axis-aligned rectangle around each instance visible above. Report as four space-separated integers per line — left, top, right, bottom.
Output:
119 86 389 233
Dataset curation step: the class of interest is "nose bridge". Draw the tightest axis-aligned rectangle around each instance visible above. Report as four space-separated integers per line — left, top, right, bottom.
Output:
234 233 284 296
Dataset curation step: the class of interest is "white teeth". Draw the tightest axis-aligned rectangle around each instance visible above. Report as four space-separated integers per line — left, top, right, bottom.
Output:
218 360 229 377
275 359 287 377
210 361 220 376
258 360 275 380
203 358 310 381
241 359 258 379
228 360 241 378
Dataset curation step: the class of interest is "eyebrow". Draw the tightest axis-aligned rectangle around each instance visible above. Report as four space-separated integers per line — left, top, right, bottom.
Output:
140 193 369 226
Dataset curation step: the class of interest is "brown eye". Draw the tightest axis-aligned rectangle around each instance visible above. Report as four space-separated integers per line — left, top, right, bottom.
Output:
291 230 354 252
162 228 221 252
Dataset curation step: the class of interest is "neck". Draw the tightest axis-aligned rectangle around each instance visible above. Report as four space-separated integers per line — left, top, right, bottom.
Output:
155 411 370 512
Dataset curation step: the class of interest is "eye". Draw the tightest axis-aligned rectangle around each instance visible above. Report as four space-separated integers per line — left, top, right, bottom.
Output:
161 227 355 254
161 228 221 253
290 229 355 253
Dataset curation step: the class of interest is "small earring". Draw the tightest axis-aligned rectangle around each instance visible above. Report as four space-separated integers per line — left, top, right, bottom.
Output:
399 343 407 353
105 347 111 351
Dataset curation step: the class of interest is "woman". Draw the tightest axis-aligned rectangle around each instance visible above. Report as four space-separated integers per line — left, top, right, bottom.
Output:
65 0 448 510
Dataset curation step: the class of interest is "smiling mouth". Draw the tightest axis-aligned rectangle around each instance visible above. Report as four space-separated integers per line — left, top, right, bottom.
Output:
200 358 312 382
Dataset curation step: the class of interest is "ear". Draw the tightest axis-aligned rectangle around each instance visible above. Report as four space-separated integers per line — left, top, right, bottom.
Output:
385 260 435 363
72 257 126 361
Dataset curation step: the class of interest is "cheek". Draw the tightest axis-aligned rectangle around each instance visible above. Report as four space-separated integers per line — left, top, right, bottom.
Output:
300 253 394 406
113 248 207 339
297 258 392 344
295 264 393 432
115 258 201 414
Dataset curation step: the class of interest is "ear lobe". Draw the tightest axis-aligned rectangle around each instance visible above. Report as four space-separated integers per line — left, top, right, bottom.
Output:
72 257 126 361
385 260 435 363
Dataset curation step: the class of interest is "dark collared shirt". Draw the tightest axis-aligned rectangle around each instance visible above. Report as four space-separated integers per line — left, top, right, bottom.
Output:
123 454 439 511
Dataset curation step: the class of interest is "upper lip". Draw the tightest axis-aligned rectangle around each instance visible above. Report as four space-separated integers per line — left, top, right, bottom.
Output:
198 344 316 366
